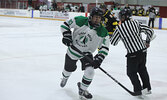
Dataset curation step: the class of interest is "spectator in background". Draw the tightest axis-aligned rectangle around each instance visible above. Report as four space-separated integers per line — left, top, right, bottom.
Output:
28 0 32 7
71 5 78 12
35 4 40 10
78 4 85 12
117 5 122 10
155 9 160 17
149 6 155 13
148 6 156 28
43 4 48 11
66 4 71 11
52 1 57 11
110 5 114 12
113 2 119 10
124 4 130 9
132 6 138 16
75 6 78 12
145 7 150 16
58 5 65 12
138 6 145 16
27 0 33 11
39 4 43 11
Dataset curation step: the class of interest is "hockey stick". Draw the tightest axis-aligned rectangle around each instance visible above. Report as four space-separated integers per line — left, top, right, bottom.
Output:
70 45 137 96
151 34 156 41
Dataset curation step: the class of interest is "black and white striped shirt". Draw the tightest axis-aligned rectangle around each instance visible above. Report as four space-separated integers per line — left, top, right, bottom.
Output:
110 19 154 53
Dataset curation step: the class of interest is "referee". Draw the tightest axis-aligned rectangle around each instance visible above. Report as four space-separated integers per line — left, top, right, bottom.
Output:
110 9 154 97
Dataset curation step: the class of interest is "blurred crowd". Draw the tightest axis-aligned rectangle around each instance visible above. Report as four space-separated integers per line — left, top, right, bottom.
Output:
35 2 159 17
104 3 159 17
125 4 159 17
31 1 159 19
33 2 85 13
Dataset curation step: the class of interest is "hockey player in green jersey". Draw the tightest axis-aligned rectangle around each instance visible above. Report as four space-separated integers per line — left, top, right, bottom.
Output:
60 7 110 100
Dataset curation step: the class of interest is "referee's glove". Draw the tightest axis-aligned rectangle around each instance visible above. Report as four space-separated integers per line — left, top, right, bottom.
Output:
145 43 150 48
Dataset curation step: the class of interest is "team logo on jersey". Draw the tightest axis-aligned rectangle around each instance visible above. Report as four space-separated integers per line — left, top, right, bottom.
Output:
76 32 92 47
80 36 88 44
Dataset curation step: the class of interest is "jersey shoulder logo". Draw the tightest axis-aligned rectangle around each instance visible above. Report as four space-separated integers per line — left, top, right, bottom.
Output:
68 19 73 25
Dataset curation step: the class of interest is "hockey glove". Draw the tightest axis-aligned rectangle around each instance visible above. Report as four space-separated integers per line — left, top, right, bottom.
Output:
62 31 72 46
92 54 105 69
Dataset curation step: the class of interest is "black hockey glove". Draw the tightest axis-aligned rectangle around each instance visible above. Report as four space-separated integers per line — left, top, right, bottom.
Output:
62 31 72 46
92 54 105 69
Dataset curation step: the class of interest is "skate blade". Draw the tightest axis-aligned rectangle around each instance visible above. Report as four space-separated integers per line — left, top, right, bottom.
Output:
136 95 145 99
142 89 152 95
79 96 87 100
79 96 91 100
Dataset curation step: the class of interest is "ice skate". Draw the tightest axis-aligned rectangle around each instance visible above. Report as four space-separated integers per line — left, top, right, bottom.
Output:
142 88 152 95
77 82 92 100
136 95 145 99
60 77 68 88
134 91 144 99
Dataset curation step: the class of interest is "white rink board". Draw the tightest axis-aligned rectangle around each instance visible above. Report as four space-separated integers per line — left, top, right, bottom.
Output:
0 8 166 29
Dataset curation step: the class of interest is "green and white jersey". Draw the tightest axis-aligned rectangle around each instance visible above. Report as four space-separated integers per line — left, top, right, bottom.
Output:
61 16 110 60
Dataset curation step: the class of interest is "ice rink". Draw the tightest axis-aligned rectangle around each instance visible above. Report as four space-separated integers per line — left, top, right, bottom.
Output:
0 16 167 100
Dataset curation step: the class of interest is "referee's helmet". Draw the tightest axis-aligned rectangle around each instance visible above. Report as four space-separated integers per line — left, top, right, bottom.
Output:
119 8 132 21
99 4 107 9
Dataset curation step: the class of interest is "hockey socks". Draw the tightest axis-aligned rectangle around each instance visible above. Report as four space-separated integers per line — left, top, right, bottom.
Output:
77 67 94 99
78 82 93 100
81 67 94 90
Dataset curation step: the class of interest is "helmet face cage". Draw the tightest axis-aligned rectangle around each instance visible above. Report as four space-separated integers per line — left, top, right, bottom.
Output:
89 7 103 28
119 9 132 21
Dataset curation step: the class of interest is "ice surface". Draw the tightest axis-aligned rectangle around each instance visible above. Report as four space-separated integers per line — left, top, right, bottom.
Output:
0 16 167 100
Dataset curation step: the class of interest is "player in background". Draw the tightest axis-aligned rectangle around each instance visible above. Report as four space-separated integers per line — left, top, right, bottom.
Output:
110 9 154 98
60 7 110 100
138 5 145 16
100 4 118 38
132 6 138 16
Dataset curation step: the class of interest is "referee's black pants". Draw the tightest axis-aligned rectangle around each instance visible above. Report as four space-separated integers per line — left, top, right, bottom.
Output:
126 50 151 93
